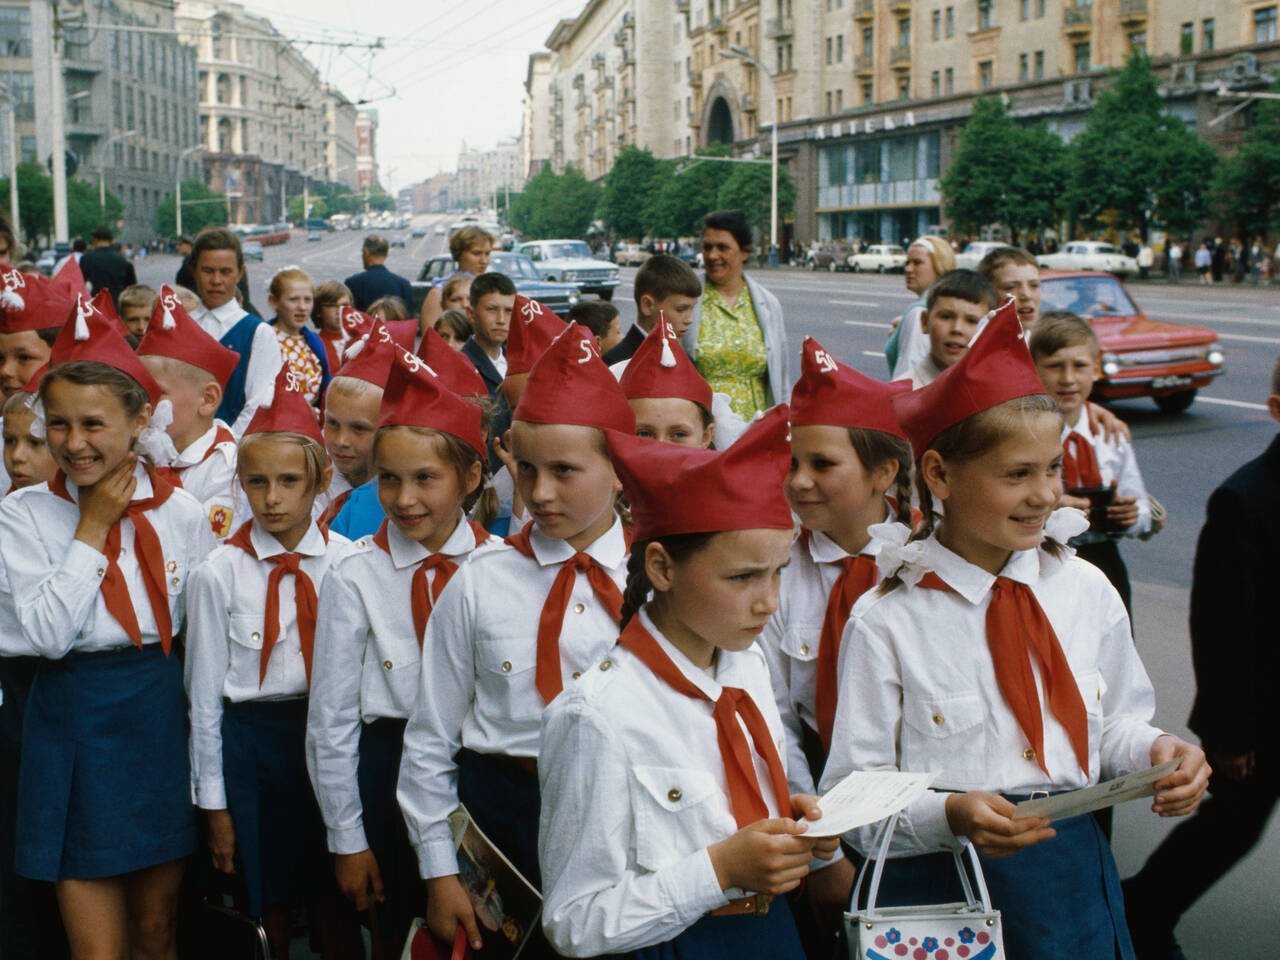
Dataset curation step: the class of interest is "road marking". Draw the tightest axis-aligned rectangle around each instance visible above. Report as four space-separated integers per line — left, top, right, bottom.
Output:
828 298 882 307
1198 396 1269 411
842 319 891 329
1217 332 1280 345
862 350 886 358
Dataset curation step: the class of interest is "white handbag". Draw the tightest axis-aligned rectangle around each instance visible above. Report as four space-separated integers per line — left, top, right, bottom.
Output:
845 812 1004 960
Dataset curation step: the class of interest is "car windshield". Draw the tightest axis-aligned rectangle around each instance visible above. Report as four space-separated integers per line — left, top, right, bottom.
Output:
1041 275 1139 318
884 246 905 255
1094 245 1119 255
491 254 539 280
541 242 592 259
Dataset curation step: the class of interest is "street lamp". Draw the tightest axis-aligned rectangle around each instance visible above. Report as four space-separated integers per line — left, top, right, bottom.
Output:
175 144 204 238
99 129 136 213
720 45 780 267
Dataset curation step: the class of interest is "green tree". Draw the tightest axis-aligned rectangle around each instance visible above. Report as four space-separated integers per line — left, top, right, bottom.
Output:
0 161 55 246
508 165 603 238
1005 122 1070 239
715 161 796 246
645 148 729 238
287 194 329 221
601 146 666 239
1213 86 1280 237
155 179 229 237
940 96 1021 237
67 178 124 240
1066 51 1216 238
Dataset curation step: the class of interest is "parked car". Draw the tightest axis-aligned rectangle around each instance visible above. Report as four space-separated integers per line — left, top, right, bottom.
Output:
517 239 621 300
1037 241 1139 277
35 249 57 274
804 242 852 272
614 243 651 267
242 240 264 262
1039 271 1224 413
847 244 908 273
433 224 447 236
954 240 1006 271
415 252 581 318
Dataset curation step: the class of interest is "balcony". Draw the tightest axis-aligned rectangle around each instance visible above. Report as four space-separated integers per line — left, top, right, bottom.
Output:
890 0 910 12
1119 0 1147 25
676 0 689 11
594 75 614 93
855 53 874 76
1063 4 1092 35
890 44 911 69
766 16 793 40
710 15 728 38
854 0 875 22
591 52 605 69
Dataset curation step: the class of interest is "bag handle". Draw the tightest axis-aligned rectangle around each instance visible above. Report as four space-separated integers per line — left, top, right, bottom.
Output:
850 811 995 921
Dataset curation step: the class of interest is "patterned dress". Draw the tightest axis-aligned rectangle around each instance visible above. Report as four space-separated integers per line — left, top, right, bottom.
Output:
695 284 773 419
276 330 324 409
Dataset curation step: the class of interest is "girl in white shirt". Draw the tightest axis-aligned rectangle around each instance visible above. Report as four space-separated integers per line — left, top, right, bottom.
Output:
185 371 356 958
0 302 215 960
821 303 1210 959
308 346 492 957
538 406 839 958
398 323 635 956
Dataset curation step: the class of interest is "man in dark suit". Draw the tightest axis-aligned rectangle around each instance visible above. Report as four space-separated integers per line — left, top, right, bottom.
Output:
1123 362 1280 960
79 226 137 307
344 234 415 311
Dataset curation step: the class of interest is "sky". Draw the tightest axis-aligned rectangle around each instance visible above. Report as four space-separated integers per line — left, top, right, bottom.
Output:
242 0 589 191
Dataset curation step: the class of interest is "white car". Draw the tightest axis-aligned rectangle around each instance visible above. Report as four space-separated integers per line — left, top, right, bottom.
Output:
1037 241 1139 277
847 244 907 273
517 239 621 300
954 241 1006 271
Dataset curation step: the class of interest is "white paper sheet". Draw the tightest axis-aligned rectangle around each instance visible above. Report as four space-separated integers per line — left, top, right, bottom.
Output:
803 770 939 837
1013 758 1183 821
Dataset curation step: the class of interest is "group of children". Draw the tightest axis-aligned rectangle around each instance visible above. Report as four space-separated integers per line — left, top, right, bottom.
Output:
0 226 1209 960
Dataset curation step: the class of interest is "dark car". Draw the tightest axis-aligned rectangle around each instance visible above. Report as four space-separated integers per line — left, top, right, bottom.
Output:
412 252 581 318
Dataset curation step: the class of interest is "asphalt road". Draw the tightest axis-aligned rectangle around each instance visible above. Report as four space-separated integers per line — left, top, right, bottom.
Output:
136 219 1278 957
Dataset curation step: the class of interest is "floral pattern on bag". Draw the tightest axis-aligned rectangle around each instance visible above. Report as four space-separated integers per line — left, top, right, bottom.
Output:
865 924 998 960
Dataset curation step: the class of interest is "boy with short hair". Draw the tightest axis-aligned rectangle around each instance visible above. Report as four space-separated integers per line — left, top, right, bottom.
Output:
1029 311 1151 612
567 300 622 355
978 245 1041 331
604 254 701 365
118 284 157 339
910 269 998 388
188 226 282 434
461 271 516 397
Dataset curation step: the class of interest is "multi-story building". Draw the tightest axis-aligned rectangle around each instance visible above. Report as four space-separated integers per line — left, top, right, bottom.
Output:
176 0 359 225
13 0 200 245
450 139 521 209
527 0 1280 248
521 51 552 180
355 108 377 190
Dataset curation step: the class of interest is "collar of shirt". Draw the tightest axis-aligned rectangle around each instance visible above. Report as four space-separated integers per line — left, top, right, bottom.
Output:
637 607 731 702
703 281 752 316
250 519 327 559
917 532 1042 603
192 298 248 333
804 506 893 564
63 461 154 504
525 513 627 569
1062 405 1093 440
173 420 231 468
382 510 474 569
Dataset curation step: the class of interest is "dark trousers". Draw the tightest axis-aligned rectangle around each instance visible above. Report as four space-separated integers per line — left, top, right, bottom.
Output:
1075 539 1132 617
1123 755 1278 956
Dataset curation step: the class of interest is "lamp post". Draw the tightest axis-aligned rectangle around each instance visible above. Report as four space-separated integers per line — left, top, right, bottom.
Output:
719 45 780 267
98 129 136 213
174 144 203 238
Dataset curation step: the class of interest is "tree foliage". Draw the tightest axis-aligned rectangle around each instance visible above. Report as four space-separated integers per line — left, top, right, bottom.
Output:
601 147 666 239
1213 85 1280 237
644 144 733 238
714 161 797 245
508 165 603 238
154 179 229 237
0 163 123 248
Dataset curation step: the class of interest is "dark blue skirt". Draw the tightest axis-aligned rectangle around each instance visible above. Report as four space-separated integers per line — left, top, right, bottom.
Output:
222 697 328 917
613 896 804 960
16 644 195 882
358 717 420 949
860 813 1133 960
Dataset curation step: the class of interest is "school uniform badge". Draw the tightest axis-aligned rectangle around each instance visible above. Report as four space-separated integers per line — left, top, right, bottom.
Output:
208 504 234 539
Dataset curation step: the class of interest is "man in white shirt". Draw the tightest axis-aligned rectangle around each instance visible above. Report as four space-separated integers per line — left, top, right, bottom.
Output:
187 227 282 435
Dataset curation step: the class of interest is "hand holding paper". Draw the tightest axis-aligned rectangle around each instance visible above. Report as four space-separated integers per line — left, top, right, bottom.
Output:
803 771 939 838
1013 759 1183 821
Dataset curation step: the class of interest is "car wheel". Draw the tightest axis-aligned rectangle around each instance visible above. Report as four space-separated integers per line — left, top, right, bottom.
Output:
1154 389 1197 414
877 264 886 273
851 262 861 273
599 289 614 302
827 261 837 272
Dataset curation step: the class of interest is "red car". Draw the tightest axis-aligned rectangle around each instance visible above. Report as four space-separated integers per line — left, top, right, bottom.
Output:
1039 271 1225 413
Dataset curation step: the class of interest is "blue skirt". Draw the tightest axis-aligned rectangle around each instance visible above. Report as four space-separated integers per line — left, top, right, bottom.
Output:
222 698 328 917
357 717 420 949
861 813 1133 960
613 896 805 960
16 645 195 882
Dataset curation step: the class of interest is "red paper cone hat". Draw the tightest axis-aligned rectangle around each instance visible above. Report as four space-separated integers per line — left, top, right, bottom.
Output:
334 316 400 388
790 337 910 439
50 256 89 301
416 327 488 398
619 311 713 410
892 297 1046 457
50 295 163 403
137 285 239 387
605 404 795 541
513 322 635 434
90 289 132 339
340 306 414 352
0 267 72 333
379 345 486 457
506 294 566 376
243 364 325 445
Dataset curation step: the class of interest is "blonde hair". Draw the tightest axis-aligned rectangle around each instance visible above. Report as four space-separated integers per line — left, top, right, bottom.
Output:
325 375 384 405
139 353 220 391
1 390 33 417
368 296 409 322
909 235 956 277
268 267 312 300
237 431 328 491
118 284 157 315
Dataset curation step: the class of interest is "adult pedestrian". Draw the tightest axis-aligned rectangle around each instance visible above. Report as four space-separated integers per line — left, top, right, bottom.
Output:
418 224 493 330
174 235 196 289
343 234 415 311
1194 241 1212 285
1137 241 1154 281
78 226 137 307
680 209 792 420
1168 240 1183 282
885 234 955 379
0 215 16 266
1123 361 1280 960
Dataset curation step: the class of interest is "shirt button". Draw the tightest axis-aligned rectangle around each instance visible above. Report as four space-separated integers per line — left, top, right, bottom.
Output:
799 644 810 656
383 660 393 671
251 632 261 642
572 602 586 614
931 713 944 726
599 659 613 671
171 577 181 586
96 568 106 577
1023 748 1037 762
571 671 581 680
667 787 682 803
501 661 512 672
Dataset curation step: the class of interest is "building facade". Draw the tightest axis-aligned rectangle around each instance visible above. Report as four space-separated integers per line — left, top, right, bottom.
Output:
522 51 552 180
355 108 377 190
451 139 521 209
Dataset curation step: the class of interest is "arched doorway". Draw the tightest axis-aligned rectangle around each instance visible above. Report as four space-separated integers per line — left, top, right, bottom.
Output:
707 96 735 145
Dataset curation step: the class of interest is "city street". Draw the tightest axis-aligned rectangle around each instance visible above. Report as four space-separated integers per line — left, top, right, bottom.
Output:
137 224 1279 957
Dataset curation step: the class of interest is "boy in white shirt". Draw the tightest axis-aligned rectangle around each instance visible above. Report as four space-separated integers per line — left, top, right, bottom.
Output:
909 270 997 389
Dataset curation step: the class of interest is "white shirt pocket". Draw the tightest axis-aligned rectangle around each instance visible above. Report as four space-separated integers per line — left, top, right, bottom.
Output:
227 612 265 687
631 764 723 873
475 637 539 721
901 691 987 788
1075 670 1106 756
779 623 821 664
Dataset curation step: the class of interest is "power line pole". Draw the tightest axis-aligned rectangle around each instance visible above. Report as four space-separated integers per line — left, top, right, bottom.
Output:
47 0 69 242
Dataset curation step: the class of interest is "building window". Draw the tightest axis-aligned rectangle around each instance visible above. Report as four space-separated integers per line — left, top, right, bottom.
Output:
978 60 994 89
898 17 910 45
931 70 940 96
1034 49 1044 79
826 37 833 65
1180 21 1193 55
977 0 993 30
1129 31 1146 53
1202 18 1215 51
897 76 910 99
8 71 33 121
1020 0 1029 20
1255 7 1277 43
932 9 940 40
862 82 873 103
1036 0 1045 16
1019 53 1028 81
0 6 32 58
837 34 844 61
945 66 954 93
945 6 955 37
862 27 873 54
787 43 794 70
1074 41 1091 73
777 45 785 73
836 88 844 110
